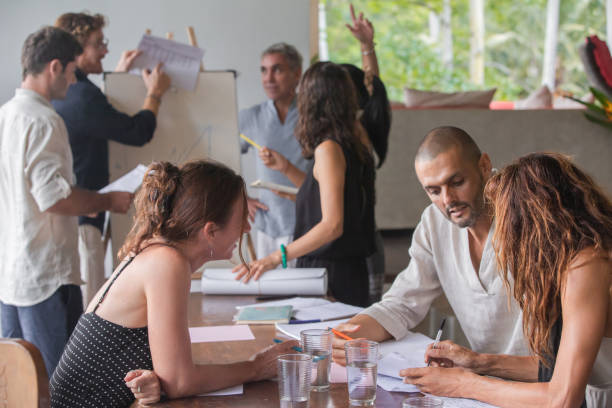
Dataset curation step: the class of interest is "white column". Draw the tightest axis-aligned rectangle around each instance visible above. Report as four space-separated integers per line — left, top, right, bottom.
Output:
542 0 560 91
607 0 612 42
469 0 484 85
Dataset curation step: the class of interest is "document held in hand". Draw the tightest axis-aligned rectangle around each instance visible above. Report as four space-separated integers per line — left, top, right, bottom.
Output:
201 268 327 296
250 179 298 195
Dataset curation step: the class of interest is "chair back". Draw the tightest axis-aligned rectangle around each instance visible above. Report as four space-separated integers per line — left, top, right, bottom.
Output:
0 338 49 408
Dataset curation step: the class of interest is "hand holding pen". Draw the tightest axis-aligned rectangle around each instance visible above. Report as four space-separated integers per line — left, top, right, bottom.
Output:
427 318 446 367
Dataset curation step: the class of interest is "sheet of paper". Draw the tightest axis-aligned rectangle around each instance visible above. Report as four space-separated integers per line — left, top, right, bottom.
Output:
293 302 364 321
378 352 426 379
275 318 349 340
188 325 254 343
198 384 243 396
130 34 205 91
236 297 330 310
98 164 147 193
379 331 434 359
250 179 298 195
377 374 419 393
330 361 347 383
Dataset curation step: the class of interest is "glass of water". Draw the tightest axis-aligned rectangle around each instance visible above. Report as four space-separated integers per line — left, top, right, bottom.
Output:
345 339 379 406
403 396 444 407
300 329 333 391
277 353 312 408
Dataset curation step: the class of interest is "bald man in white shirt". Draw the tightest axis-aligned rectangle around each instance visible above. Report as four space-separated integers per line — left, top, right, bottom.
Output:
332 126 528 366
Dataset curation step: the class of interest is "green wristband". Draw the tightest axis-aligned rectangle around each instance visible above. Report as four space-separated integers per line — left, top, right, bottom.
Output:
280 244 287 268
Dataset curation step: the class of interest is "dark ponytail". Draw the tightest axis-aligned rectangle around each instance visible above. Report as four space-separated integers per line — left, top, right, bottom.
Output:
341 64 391 168
118 160 248 262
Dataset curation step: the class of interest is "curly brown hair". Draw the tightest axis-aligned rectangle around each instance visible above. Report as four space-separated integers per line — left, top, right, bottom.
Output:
295 61 370 163
55 12 106 45
118 160 248 266
485 152 612 363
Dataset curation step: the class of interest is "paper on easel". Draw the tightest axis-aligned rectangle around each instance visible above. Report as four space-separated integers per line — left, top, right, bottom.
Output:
250 179 298 195
98 164 148 193
130 34 205 91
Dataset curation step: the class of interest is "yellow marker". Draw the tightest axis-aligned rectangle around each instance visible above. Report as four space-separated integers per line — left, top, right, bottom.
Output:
240 133 262 150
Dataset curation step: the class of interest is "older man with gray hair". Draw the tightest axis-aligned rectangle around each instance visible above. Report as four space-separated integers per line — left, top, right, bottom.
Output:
239 43 309 261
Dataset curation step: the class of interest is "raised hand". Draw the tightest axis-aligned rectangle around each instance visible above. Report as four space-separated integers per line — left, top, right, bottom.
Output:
345 3 374 47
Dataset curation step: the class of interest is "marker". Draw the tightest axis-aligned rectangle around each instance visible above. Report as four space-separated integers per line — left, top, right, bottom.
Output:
330 327 354 341
273 338 326 362
240 133 262 150
428 317 446 367
289 319 321 325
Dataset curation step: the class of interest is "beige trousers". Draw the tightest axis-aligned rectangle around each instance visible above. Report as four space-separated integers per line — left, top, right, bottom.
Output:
78 224 106 307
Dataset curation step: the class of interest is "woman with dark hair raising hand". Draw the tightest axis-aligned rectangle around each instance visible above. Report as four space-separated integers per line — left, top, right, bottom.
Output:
401 153 612 407
49 160 297 407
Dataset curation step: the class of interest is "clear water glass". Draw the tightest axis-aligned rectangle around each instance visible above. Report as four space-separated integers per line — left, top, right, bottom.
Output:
403 396 444 407
277 353 312 408
345 339 379 406
300 328 333 391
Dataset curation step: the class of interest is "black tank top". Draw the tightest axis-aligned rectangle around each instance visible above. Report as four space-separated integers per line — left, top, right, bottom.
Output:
50 256 153 408
294 141 375 259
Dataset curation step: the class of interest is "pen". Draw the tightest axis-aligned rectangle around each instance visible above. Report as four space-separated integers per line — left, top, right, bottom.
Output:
330 327 354 341
240 133 262 150
273 338 326 362
428 317 446 367
255 294 298 301
289 319 321 325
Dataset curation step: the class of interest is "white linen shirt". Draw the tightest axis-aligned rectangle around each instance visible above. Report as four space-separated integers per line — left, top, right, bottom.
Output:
363 204 528 356
0 89 80 306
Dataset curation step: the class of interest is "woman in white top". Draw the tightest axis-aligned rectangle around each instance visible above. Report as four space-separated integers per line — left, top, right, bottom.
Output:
402 153 612 407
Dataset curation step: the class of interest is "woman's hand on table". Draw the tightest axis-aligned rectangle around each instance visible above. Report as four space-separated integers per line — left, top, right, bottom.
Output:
232 253 281 283
125 369 161 406
400 366 476 398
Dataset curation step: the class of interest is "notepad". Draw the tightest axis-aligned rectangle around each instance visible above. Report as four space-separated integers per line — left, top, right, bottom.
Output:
235 305 293 324
250 179 298 195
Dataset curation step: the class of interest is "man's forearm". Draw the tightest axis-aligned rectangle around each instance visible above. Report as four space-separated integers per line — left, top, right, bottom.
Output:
46 187 110 216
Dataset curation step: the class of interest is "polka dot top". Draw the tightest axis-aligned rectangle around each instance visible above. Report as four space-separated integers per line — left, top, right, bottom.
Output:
50 257 153 407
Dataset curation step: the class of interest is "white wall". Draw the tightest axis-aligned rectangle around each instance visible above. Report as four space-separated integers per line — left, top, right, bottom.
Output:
0 0 310 110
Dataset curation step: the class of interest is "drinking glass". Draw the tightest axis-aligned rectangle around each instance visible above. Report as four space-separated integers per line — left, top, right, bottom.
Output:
345 339 379 406
300 328 333 391
402 396 444 407
277 353 312 408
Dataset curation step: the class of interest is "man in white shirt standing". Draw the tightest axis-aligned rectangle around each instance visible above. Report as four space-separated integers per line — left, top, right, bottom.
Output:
0 27 132 377
332 126 528 365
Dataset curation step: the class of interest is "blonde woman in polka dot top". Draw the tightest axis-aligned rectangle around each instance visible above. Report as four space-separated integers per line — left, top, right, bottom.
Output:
49 160 298 407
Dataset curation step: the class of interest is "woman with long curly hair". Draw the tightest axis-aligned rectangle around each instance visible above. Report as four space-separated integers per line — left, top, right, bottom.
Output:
401 153 611 407
233 61 376 307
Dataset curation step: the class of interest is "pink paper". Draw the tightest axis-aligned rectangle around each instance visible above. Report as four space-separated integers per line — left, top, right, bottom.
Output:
189 325 255 343
330 362 347 383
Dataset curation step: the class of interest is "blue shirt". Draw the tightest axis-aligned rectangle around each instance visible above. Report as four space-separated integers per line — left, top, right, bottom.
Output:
52 70 156 232
239 99 309 238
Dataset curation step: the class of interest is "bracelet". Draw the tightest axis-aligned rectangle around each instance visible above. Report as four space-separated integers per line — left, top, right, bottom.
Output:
362 42 376 56
280 244 287 268
146 93 162 104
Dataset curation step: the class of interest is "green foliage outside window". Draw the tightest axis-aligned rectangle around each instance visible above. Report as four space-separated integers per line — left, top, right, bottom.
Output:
322 0 606 101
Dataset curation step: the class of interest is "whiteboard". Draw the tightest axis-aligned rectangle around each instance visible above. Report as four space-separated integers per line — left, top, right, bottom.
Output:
105 71 241 265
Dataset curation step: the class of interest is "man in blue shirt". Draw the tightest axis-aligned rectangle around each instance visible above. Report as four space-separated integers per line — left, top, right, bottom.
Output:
53 12 170 304
240 43 309 262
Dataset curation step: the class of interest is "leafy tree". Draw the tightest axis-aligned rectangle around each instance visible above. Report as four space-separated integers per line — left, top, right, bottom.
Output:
322 0 606 101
